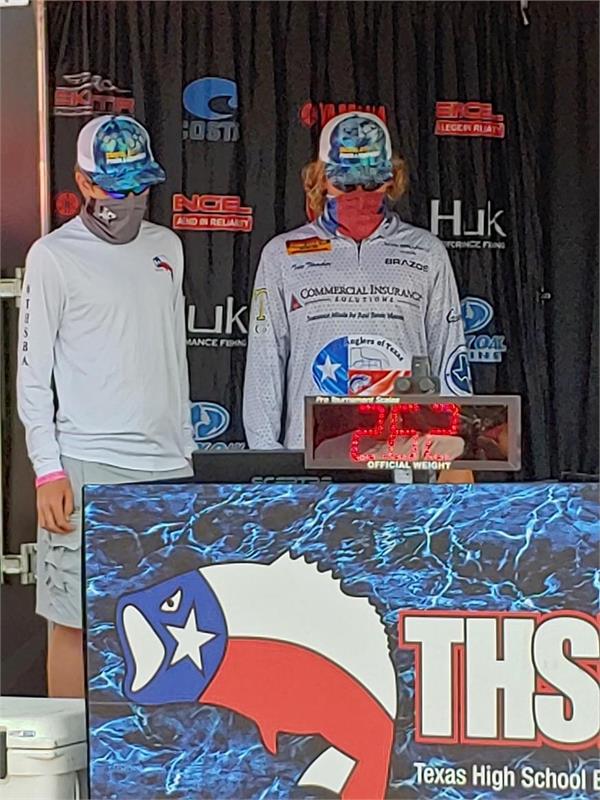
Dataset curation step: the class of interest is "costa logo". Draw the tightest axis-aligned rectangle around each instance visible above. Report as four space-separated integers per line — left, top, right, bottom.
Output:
399 610 600 750
182 77 239 143
172 194 253 233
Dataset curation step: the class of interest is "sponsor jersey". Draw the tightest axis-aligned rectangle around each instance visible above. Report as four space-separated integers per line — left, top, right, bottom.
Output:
17 216 196 477
243 211 471 449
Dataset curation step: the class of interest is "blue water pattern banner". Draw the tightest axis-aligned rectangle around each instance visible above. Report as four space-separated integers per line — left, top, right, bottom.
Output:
83 482 600 800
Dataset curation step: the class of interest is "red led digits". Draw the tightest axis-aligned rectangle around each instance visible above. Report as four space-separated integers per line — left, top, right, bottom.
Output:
385 404 420 461
350 404 386 462
423 403 461 461
350 403 461 463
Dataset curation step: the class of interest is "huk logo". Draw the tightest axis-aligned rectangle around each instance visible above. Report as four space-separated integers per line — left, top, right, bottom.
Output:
430 200 507 250
187 296 248 349
399 610 600 750
182 77 239 143
434 101 505 139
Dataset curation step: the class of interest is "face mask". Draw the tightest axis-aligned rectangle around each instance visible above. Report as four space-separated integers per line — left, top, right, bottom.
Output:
80 193 148 244
324 189 385 240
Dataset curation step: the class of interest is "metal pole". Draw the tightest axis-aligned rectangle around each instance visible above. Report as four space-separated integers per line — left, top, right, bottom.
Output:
35 0 50 235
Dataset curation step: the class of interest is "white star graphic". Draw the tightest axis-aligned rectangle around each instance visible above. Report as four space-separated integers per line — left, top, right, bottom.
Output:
166 607 216 672
317 355 341 381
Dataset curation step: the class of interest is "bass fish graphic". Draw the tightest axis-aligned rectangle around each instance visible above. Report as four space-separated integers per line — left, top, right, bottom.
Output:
116 553 397 799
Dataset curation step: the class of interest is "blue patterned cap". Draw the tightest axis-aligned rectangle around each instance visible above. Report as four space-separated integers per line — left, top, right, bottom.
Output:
77 115 166 193
319 112 393 187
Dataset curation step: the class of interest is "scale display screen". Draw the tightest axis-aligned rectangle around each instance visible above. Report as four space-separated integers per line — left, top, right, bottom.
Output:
304 395 521 471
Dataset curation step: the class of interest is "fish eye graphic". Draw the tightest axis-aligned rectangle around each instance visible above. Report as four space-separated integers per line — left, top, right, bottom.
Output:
160 588 182 613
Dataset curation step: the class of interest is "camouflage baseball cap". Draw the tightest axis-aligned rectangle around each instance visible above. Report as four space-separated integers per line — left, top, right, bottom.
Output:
77 115 166 194
319 111 393 188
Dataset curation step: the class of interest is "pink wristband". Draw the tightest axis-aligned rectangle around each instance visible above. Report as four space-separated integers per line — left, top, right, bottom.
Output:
35 470 67 488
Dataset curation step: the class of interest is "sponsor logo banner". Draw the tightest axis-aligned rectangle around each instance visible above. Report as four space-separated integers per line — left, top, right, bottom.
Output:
53 72 134 117
434 101 505 139
182 77 239 142
461 296 507 363
299 101 387 129
86 482 599 800
54 191 80 219
430 199 507 250
190 401 245 451
187 296 248 348
173 194 253 232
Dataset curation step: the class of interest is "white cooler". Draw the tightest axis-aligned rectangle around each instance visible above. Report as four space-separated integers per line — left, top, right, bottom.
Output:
0 697 88 800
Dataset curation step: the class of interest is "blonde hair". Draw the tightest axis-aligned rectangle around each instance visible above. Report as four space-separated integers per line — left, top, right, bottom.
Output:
302 155 409 218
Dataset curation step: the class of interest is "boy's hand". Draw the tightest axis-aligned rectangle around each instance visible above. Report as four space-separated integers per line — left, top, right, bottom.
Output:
37 478 75 533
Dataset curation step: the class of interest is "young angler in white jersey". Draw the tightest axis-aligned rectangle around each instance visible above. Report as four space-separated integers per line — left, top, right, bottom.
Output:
17 115 196 698
243 112 473 481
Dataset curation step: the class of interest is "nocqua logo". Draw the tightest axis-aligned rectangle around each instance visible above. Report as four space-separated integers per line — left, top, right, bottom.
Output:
191 402 230 442
182 77 239 142
461 297 493 334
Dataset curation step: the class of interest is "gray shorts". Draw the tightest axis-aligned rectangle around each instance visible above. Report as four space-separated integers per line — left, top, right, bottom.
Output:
36 456 193 629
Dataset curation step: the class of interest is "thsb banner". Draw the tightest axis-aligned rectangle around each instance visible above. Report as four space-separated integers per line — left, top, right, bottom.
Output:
84 482 599 799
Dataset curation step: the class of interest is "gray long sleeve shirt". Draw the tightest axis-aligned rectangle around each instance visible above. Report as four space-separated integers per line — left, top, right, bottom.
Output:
243 211 472 449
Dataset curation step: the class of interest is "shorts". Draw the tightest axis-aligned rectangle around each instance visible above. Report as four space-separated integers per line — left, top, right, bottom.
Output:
36 455 193 630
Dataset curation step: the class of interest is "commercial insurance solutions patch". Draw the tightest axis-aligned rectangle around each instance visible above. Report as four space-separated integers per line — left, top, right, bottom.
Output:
84 482 599 800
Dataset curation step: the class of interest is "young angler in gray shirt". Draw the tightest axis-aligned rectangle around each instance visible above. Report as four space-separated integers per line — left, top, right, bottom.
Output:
17 115 195 697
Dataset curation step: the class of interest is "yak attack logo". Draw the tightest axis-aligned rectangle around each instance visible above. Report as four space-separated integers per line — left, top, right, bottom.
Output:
189 402 244 451
116 553 397 799
53 72 134 117
190 402 230 443
182 77 239 143
399 610 600 749
172 194 253 232
434 101 505 139
461 296 507 363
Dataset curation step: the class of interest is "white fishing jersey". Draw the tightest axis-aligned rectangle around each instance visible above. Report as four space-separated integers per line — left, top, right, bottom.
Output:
243 211 471 449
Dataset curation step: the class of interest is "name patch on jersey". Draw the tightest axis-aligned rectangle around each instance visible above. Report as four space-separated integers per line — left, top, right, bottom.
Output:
286 237 332 255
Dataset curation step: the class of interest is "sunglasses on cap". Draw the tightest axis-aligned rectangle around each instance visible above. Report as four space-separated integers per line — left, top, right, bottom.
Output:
335 181 384 193
105 186 149 200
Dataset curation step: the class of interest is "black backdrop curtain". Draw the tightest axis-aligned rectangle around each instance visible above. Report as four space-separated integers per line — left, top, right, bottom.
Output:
45 0 599 480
